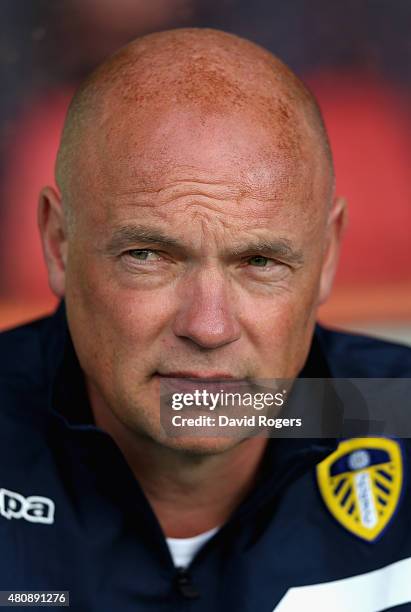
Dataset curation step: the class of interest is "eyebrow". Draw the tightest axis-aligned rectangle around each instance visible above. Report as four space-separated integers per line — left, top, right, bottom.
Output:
105 226 182 254
230 239 304 264
105 224 304 264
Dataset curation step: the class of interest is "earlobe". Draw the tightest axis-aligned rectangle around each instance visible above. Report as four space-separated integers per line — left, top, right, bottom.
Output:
318 196 348 306
38 186 68 298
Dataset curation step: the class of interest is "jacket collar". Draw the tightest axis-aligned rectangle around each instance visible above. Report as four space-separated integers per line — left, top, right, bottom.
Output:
46 301 94 428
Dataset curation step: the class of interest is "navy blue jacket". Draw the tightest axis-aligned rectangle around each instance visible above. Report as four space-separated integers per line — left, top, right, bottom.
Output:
0 303 411 611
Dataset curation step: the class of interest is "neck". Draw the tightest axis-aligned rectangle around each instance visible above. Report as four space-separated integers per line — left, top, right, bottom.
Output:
122 434 268 538
88 384 268 538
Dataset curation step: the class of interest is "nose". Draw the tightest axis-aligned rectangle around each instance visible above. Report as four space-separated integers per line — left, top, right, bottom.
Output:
172 266 241 350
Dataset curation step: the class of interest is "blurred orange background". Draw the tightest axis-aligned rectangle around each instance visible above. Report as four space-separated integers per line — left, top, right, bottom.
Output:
0 0 410 343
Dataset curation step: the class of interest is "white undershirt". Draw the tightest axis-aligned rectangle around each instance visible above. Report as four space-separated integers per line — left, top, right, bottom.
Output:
166 526 219 568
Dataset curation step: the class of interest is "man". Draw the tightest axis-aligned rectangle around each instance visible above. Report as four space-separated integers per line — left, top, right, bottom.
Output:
0 28 410 611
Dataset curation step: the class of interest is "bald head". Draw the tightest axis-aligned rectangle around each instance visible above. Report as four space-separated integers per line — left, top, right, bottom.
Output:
55 27 333 216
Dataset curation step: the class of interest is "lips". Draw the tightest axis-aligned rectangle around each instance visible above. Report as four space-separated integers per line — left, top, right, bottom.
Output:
157 371 237 380
155 371 248 395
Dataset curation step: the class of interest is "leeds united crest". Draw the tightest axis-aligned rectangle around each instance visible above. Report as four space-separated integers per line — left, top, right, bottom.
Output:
317 438 403 542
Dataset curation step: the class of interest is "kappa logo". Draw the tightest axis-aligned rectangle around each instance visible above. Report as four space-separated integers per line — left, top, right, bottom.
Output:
0 488 55 525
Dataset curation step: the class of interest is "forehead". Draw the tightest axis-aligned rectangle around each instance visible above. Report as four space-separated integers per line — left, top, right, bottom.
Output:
75 106 326 232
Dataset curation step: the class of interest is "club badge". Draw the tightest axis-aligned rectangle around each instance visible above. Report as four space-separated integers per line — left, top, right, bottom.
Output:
317 438 403 542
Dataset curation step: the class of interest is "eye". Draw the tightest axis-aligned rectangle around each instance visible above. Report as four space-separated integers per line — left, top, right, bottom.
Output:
248 256 271 267
125 249 161 262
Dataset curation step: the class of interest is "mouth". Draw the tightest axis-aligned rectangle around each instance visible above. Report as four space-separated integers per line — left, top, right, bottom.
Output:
156 371 238 381
154 372 250 397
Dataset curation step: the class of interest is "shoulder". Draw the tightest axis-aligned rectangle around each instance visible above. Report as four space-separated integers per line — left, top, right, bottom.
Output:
0 310 60 384
0 306 65 424
315 324 411 377
0 317 44 381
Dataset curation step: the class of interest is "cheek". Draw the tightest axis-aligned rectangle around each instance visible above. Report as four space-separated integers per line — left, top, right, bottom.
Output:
110 293 172 351
243 280 317 339
240 280 319 376
250 300 299 354
68 245 166 326
65 252 174 378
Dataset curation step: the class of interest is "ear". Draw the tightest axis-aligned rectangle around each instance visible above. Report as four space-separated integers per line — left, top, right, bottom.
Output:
38 186 68 298
318 196 347 306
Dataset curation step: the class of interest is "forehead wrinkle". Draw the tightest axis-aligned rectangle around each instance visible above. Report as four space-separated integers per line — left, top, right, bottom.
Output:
104 194 299 226
93 138 305 213
98 174 315 228
108 179 250 203
110 187 287 211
